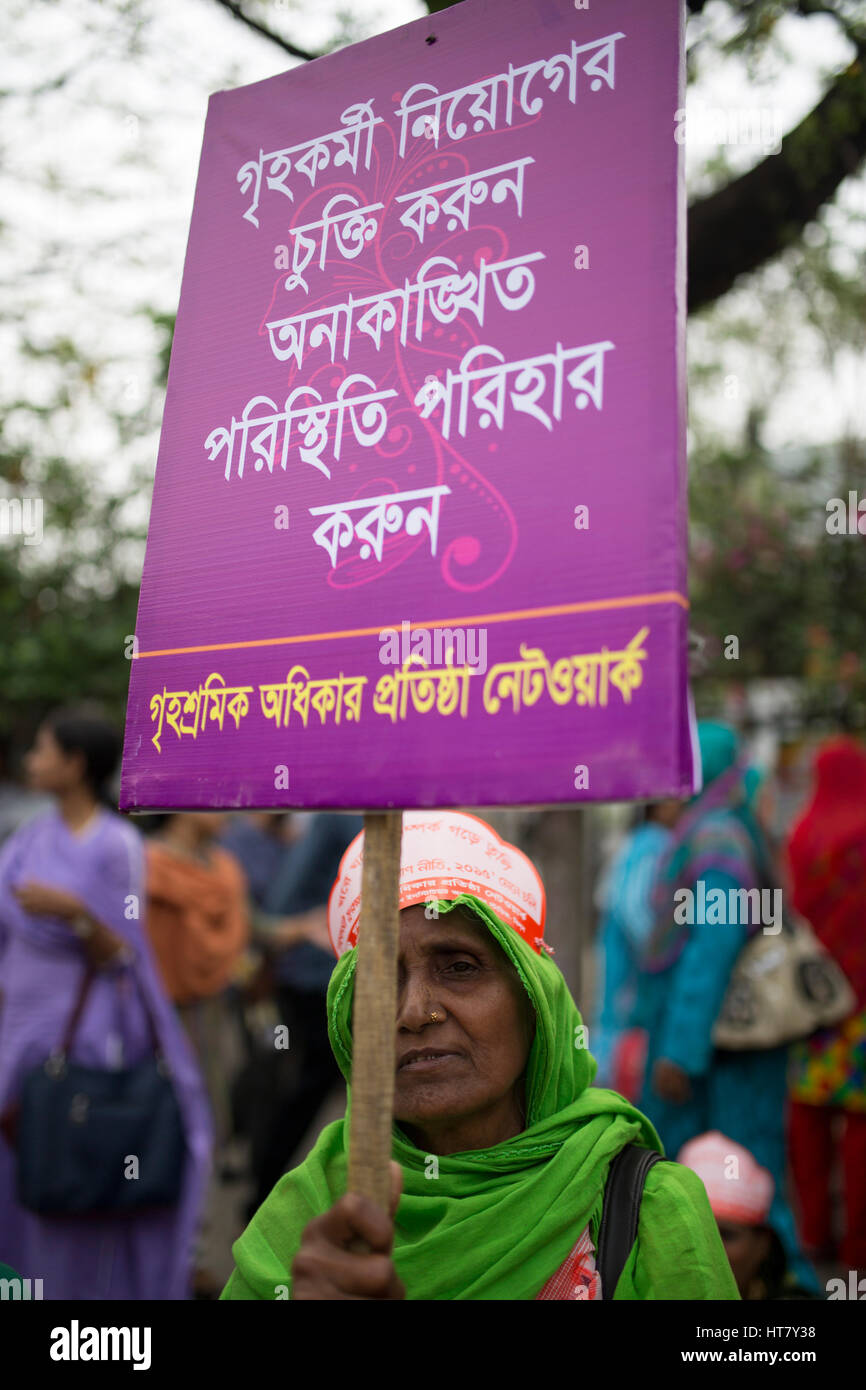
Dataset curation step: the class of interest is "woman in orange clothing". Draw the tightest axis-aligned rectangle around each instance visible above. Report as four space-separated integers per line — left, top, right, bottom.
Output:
145 812 250 1144
146 813 249 1004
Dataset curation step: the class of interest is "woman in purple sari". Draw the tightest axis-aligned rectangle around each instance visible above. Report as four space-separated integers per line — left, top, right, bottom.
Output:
0 710 213 1299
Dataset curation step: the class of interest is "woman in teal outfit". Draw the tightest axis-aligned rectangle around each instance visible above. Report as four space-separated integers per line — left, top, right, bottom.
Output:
591 801 680 1090
634 721 817 1293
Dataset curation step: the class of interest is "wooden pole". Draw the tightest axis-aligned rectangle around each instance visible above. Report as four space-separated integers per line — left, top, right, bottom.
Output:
347 810 403 1211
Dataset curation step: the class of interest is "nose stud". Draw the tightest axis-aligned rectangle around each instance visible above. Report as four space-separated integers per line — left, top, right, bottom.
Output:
429 1011 441 1022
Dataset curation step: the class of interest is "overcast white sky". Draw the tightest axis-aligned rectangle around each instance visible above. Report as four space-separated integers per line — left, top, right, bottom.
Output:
2 0 864 552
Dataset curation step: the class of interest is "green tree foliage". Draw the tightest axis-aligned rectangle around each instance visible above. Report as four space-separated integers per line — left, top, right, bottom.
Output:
688 219 866 728
0 309 174 743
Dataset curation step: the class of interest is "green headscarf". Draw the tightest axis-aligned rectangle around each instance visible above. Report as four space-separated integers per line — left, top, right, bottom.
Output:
698 721 739 786
222 893 662 1301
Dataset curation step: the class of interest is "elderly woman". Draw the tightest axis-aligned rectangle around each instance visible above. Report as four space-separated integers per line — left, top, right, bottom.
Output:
221 813 737 1300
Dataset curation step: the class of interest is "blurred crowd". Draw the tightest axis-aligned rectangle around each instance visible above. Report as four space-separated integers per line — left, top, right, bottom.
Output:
0 709 863 1301
591 722 866 1299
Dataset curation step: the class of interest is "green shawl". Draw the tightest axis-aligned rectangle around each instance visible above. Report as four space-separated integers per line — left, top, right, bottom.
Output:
221 895 738 1301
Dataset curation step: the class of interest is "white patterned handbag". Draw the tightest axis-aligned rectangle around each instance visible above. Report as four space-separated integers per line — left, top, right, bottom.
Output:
712 912 856 1050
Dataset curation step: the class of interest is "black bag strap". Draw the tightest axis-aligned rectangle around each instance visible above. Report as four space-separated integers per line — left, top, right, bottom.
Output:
597 1143 663 1298
58 962 161 1060
59 965 97 1055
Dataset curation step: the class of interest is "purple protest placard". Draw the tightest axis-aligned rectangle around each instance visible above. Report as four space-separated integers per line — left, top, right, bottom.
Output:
120 0 693 812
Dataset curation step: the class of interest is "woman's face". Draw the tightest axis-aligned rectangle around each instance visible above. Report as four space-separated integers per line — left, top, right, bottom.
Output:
391 903 536 1153
653 798 683 829
24 725 82 794
184 811 228 839
716 1219 772 1297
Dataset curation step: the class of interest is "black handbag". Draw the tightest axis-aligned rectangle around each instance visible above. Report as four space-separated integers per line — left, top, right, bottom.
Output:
10 965 187 1216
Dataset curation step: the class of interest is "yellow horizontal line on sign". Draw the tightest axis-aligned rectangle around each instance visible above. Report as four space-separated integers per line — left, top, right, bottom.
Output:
134 590 689 659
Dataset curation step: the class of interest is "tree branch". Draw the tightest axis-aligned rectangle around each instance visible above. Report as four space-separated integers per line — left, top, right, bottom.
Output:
212 0 319 62
0 64 83 100
688 46 866 311
212 0 866 315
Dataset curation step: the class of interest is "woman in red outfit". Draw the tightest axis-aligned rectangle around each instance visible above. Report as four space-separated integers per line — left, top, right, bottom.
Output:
786 737 866 1268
